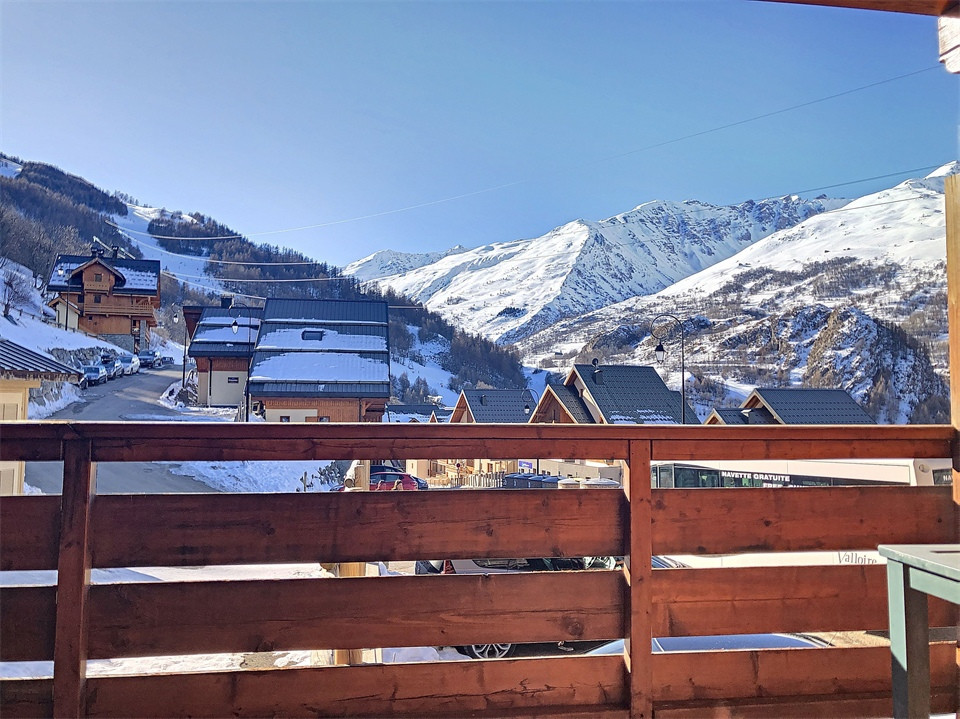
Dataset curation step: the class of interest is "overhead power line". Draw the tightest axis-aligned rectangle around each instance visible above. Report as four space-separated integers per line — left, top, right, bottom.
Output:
108 66 941 244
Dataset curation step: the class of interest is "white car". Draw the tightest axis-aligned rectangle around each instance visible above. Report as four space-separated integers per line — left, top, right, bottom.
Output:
118 354 141 375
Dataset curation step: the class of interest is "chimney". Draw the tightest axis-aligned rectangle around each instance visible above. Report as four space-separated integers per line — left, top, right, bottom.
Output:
111 246 120 258
221 294 234 309
480 394 487 406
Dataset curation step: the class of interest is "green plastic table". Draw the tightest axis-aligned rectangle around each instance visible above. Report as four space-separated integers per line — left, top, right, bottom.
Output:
878 544 960 719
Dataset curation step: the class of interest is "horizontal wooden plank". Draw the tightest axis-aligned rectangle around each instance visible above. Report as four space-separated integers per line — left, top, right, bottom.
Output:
0 421 950 463
0 495 60 571
656 690 959 719
653 642 957 702
652 565 957 636
0 679 52 719
0 585 56 661
86 572 626 658
90 490 626 566
82 655 627 718
651 486 955 554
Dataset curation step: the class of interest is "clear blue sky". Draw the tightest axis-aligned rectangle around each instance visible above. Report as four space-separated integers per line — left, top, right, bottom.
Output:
2 0 956 267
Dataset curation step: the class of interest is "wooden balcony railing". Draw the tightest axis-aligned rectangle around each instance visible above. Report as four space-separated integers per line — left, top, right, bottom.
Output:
0 421 957 718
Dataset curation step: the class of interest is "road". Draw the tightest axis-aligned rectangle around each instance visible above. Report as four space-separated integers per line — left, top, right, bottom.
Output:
25 364 218 494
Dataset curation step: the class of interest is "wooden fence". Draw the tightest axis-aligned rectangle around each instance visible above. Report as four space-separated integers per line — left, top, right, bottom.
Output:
0 421 957 717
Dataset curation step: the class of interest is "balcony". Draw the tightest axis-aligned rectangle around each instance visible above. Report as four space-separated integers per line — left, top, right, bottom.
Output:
0 421 956 717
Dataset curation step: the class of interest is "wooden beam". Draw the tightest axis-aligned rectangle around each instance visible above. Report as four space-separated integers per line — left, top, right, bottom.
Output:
946 163 960 719
760 0 957 16
651 565 956 636
0 495 61 570
80 657 628 718
940 5 960 71
52 440 95 718
651 486 954 554
84 572 625 658
88 490 626 567
625 440 654 718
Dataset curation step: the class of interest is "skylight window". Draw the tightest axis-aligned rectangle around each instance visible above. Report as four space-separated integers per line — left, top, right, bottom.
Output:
302 329 325 341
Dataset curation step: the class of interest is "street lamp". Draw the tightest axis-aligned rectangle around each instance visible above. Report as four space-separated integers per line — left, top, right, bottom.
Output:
651 313 686 425
522 387 540 419
231 311 253 422
172 311 187 388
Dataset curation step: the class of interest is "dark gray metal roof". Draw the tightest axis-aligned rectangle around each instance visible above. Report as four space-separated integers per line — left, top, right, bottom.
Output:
248 380 390 398
0 339 80 381
547 383 595 424
187 307 262 359
752 388 875 424
573 364 700 425
262 298 388 324
710 407 777 425
386 404 453 421
462 389 532 423
48 254 160 294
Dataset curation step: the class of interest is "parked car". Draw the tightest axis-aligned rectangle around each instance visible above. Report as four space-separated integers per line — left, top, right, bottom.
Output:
137 349 159 368
83 364 108 386
100 356 124 380
335 471 429 491
586 633 830 655
415 555 683 659
118 354 140 375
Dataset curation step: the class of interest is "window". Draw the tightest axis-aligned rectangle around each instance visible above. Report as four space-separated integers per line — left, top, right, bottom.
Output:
280 416 291 422
302 329 325 341
93 295 102 304
318 416 330 422
227 377 239 384
94 273 103 282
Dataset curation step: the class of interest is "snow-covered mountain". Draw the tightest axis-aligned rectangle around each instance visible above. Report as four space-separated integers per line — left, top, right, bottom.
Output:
344 195 847 343
519 163 956 423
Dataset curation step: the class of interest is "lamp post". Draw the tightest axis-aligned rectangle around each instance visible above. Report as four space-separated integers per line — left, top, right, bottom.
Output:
231 312 253 422
522 388 541 474
172 311 187 388
651 313 686 425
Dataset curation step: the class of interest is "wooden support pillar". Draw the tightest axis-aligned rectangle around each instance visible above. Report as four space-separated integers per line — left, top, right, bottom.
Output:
53 440 96 718
946 172 960 716
624 440 653 719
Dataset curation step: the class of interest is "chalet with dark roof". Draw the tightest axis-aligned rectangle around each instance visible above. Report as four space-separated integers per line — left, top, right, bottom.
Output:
47 248 161 353
449 389 535 424
0 338 80 494
188 304 263 408
704 387 875 425
248 298 390 422
530 363 700 425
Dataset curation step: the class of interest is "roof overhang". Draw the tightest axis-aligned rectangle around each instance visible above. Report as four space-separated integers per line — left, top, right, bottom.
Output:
761 0 957 15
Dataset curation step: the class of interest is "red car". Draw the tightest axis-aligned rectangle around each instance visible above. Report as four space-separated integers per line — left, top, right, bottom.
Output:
335 472 428 491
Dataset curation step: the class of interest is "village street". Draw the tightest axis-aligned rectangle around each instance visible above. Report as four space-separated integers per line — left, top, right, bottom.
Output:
25 365 218 494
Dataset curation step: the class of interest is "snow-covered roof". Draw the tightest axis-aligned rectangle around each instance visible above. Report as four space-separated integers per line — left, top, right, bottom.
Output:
48 254 160 294
246 298 390 398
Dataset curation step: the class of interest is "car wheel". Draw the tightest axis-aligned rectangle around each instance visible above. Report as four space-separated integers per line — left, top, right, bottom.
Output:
414 560 442 575
459 643 516 659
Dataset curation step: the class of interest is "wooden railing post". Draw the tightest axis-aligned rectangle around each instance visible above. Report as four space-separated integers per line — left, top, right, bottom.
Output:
53 439 96 718
944 171 960 715
624 439 653 718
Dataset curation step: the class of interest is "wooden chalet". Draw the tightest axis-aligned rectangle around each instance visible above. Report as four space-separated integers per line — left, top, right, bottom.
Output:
47 249 161 353
188 304 263 408
0 2 958 718
0 338 79 495
247 298 391 423
705 387 876 425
